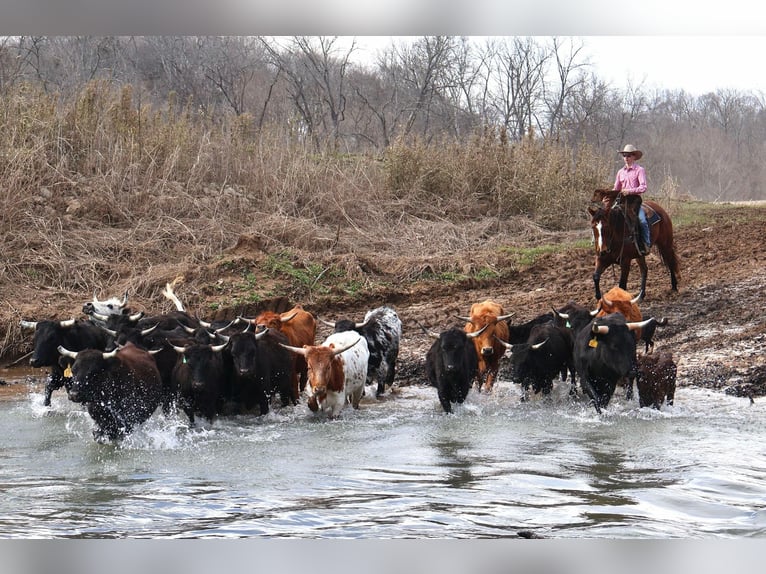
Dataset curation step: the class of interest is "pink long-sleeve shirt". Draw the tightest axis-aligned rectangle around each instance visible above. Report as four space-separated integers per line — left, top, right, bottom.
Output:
614 163 647 195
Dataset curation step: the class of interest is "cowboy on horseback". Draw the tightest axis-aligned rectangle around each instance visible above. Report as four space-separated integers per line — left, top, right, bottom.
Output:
607 144 651 256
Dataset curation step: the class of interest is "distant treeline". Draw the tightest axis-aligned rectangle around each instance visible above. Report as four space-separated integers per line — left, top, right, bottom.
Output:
1 35 764 201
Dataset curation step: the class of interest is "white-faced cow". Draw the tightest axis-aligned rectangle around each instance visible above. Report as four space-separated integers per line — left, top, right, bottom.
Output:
320 306 402 397
457 300 513 392
281 331 369 419
573 313 656 413
57 342 163 442
20 318 113 406
81 291 130 326
636 351 677 410
424 325 486 413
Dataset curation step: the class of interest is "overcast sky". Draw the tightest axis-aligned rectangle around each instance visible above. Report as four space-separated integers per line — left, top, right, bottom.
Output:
3 1 765 96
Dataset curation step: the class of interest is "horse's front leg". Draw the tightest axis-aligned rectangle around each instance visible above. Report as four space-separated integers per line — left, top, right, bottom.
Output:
619 259 631 290
636 257 648 298
593 257 607 300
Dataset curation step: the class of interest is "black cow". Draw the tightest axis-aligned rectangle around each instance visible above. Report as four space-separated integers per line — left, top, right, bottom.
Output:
225 326 295 415
57 342 163 442
170 341 231 424
573 313 652 413
498 322 576 399
20 318 113 406
322 306 402 397
505 312 555 345
425 326 484 413
636 351 677 410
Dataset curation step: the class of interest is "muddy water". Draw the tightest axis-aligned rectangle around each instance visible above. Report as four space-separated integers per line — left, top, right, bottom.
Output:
1 366 765 539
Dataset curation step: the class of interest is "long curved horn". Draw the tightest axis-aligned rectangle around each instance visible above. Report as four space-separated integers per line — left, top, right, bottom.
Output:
128 311 144 322
630 292 644 304
198 319 212 328
103 327 118 337
553 308 568 319
214 319 239 334
211 343 228 352
601 294 612 307
102 349 118 359
531 338 549 350
280 343 308 357
57 345 78 359
319 318 336 328
170 344 188 354
627 318 655 331
592 324 609 335
494 335 512 349
466 324 489 339
90 311 110 321
254 328 268 340
455 315 472 323
590 302 602 317
280 311 299 323
140 324 158 336
121 291 128 306
330 336 361 356
20 320 38 329
497 313 515 321
59 319 76 327
355 317 371 329
92 292 99 305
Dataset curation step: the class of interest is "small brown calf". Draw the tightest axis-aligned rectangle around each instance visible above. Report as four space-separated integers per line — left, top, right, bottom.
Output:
636 350 677 410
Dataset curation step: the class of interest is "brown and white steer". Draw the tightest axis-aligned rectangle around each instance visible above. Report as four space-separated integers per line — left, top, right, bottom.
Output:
281 330 369 419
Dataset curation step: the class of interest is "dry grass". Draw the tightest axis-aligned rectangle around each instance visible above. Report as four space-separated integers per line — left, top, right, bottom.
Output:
0 82 612 359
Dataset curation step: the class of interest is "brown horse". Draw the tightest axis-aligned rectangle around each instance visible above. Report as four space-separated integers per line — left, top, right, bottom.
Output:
588 189 680 300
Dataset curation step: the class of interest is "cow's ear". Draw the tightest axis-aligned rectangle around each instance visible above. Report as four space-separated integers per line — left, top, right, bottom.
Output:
58 356 71 370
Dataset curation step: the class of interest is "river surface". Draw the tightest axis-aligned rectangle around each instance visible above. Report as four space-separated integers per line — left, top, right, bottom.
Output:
1 366 765 539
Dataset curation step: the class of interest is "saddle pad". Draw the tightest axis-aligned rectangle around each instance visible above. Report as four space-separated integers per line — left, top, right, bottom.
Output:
643 205 662 226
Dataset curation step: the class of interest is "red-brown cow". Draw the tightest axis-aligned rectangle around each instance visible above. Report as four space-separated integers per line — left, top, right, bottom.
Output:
596 286 643 337
457 300 513 392
251 305 317 398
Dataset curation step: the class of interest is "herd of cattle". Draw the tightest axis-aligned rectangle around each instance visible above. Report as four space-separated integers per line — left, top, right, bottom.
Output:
18 283 677 442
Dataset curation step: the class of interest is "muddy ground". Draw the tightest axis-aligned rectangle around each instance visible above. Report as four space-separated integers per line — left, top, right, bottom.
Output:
2 203 765 399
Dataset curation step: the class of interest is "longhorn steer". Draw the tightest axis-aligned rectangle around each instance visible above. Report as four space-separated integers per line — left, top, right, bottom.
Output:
497 322 576 400
457 300 513 392
321 306 402 397
57 342 162 442
170 341 231 424
226 326 296 415
424 325 485 413
251 305 317 398
20 318 113 406
573 313 655 413
281 331 369 419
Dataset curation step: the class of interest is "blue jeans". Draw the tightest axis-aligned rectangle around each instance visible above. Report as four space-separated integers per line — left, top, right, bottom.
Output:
638 206 650 247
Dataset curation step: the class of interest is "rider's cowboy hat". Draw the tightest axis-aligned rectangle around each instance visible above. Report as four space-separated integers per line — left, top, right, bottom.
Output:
619 144 643 160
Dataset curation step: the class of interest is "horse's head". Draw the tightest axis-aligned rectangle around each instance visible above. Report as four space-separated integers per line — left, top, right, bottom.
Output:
589 202 626 255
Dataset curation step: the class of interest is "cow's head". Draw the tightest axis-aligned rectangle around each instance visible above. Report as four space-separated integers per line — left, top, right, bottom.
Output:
21 319 76 367
457 301 513 357
281 336 360 405
82 291 129 318
57 346 118 403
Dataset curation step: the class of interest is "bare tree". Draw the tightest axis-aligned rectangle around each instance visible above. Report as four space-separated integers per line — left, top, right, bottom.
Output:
261 36 355 150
